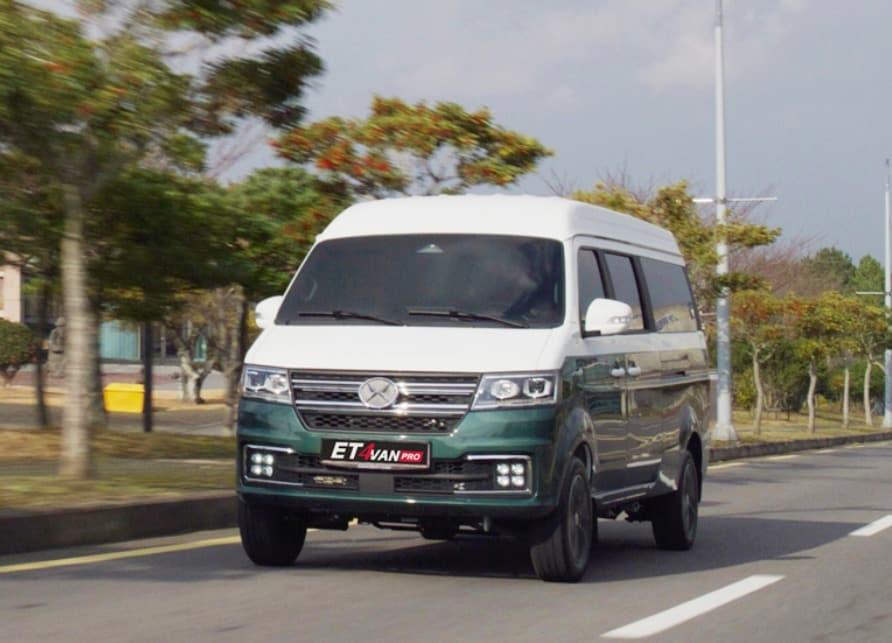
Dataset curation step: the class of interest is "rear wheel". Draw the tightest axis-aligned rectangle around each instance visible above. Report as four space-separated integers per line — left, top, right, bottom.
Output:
651 452 699 550
529 458 593 582
239 500 307 566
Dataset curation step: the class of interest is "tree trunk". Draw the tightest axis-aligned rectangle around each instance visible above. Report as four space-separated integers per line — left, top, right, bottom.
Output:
194 371 209 404
223 293 248 432
864 359 873 427
35 280 51 429
179 352 196 402
842 366 850 429
142 322 153 433
807 361 817 434
176 346 207 404
752 349 764 436
59 185 93 479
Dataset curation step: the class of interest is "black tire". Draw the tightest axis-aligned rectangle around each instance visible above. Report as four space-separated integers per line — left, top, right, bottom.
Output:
651 451 699 551
529 458 593 582
239 499 307 566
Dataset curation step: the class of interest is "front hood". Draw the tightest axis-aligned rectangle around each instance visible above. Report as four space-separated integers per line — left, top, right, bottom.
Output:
245 325 558 373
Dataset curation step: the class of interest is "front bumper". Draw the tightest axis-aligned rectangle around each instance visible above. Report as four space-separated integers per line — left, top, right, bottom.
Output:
236 399 560 520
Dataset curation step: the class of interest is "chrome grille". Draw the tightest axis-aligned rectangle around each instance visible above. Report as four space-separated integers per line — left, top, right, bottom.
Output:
291 371 479 433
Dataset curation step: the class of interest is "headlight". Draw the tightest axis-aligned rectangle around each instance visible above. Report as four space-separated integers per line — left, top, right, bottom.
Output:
472 372 558 409
242 366 291 404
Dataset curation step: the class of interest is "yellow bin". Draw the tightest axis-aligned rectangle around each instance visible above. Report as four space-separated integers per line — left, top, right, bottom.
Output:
103 383 145 413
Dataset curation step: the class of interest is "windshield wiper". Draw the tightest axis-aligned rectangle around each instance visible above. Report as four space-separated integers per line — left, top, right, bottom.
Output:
406 308 528 328
294 310 403 326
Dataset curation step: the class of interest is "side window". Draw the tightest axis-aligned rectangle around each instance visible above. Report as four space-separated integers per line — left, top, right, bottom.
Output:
577 249 606 323
640 258 698 332
603 253 644 331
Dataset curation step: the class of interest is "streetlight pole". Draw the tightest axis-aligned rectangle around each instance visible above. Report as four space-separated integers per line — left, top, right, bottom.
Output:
696 1 776 439
884 160 892 428
713 0 735 441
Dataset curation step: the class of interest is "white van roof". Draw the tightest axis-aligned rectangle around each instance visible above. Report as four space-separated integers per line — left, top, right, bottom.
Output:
317 195 681 256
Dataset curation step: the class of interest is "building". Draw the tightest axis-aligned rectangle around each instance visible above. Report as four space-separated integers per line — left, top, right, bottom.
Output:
0 262 22 323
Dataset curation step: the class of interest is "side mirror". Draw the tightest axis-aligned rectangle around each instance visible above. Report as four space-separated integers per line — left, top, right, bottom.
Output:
255 296 284 330
583 298 633 336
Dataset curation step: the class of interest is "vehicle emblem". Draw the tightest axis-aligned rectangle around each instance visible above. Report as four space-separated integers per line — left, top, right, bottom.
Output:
358 377 399 409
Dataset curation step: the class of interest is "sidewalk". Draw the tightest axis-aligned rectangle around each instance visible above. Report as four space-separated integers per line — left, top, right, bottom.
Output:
1 367 229 435
0 399 229 435
10 363 226 392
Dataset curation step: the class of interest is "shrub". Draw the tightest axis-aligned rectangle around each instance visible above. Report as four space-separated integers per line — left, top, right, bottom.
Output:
0 319 37 385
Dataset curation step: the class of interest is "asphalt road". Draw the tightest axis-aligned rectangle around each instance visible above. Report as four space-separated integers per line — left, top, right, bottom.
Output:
2 443 892 642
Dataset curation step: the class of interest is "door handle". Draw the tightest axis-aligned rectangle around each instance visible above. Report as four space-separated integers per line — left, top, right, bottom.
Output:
626 365 642 377
610 367 626 378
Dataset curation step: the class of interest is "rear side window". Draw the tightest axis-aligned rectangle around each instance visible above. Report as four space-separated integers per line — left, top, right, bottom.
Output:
577 249 606 323
603 253 644 331
640 258 698 332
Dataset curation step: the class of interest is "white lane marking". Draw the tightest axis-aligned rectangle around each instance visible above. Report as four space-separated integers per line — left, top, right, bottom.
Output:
850 515 892 537
764 454 798 461
602 575 784 639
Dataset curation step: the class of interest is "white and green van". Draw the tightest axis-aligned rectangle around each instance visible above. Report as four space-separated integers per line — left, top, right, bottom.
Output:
237 195 711 582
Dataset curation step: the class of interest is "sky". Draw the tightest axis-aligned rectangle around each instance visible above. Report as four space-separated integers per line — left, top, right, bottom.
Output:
226 1 892 263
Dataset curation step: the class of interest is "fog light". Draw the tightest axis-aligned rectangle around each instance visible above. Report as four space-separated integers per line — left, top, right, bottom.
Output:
250 465 263 476
496 463 510 475
496 475 511 488
262 454 275 466
250 453 263 465
510 462 525 475
511 475 525 488
262 465 274 477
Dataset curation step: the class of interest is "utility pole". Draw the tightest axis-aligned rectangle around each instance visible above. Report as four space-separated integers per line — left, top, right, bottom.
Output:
713 0 734 441
694 1 776 442
884 160 892 428
862 162 892 426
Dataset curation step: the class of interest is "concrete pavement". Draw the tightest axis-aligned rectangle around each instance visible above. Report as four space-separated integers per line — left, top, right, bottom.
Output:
1 443 891 642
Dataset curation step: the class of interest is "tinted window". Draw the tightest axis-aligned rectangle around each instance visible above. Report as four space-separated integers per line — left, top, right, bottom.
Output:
277 235 565 328
577 249 606 322
640 258 698 332
604 253 644 331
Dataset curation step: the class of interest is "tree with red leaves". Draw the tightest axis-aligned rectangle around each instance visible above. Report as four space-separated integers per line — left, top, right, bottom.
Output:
276 96 552 199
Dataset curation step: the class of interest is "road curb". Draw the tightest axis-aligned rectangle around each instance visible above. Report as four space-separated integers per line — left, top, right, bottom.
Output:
710 431 892 462
0 491 236 556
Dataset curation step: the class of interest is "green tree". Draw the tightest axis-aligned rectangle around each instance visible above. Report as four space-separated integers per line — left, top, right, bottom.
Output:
803 247 856 293
0 2 200 477
789 293 849 433
572 181 780 307
843 297 889 426
0 0 332 474
850 255 884 296
0 152 63 428
732 290 783 435
0 319 38 386
227 167 348 293
164 167 347 423
276 95 553 199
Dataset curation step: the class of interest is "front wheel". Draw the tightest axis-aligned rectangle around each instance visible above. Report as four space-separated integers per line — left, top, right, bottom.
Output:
529 458 593 582
651 451 699 550
239 500 307 566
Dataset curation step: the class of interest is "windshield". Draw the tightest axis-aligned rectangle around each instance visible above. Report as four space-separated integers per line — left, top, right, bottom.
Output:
276 234 565 329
